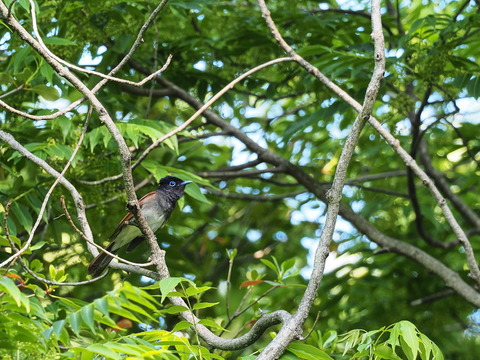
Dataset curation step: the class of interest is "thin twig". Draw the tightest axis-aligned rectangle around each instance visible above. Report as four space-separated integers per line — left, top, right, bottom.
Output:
7 0 17 18
255 0 385 358
74 57 294 186
3 201 108 285
0 84 24 99
256 0 480 286
0 0 171 122
0 97 84 121
0 108 91 268
207 188 306 202
225 253 234 321
28 0 172 87
60 196 154 269
197 167 284 179
297 311 321 341
233 286 279 321
347 170 407 183
135 57 295 166
410 289 455 306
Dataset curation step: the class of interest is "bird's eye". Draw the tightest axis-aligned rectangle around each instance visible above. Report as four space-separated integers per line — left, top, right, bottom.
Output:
169 181 176 187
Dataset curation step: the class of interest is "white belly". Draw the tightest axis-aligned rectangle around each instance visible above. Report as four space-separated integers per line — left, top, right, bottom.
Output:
114 212 167 249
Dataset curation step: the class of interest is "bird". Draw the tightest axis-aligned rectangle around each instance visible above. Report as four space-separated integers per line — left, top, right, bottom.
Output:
88 176 191 276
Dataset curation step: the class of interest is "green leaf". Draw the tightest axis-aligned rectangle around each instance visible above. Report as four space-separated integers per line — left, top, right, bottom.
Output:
193 302 219 310
227 248 237 261
93 297 109 317
322 330 338 348
287 343 333 360
42 37 76 46
0 276 30 312
261 259 278 274
102 342 142 356
122 284 159 311
141 160 170 181
48 264 56 280
12 47 33 73
467 76 480 98
185 182 211 204
281 258 296 273
419 334 432 360
86 344 122 360
157 166 212 188
51 319 66 339
159 277 183 303
30 241 45 251
185 286 211 297
28 85 60 101
388 322 401 349
399 321 419 360
52 116 73 141
11 202 33 235
107 303 141 323
86 126 108 152
68 311 81 335
342 329 361 356
39 60 54 83
432 342 444 360
171 320 193 333
162 305 188 314
297 44 328 57
0 72 14 83
374 344 402 359
80 304 95 332
198 319 228 332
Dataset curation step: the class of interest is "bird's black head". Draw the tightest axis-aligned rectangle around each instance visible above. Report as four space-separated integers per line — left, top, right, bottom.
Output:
157 176 191 200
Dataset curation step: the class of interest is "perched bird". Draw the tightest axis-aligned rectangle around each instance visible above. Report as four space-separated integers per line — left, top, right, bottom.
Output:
88 176 191 276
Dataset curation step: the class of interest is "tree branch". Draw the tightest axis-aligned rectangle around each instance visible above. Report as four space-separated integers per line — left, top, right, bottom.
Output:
137 64 480 309
76 57 294 186
0 1 160 262
197 167 284 179
207 188 306 202
255 0 385 358
0 128 94 256
247 0 480 284
60 196 154 269
3 201 108 285
418 139 480 229
28 0 172 86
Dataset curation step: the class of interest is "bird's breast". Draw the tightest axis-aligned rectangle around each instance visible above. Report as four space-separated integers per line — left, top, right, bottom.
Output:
142 200 169 232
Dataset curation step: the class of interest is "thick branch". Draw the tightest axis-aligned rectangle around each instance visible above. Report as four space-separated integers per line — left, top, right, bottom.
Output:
0 130 94 251
255 0 385 358
418 139 480 229
0 1 151 261
197 167 284 179
338 202 480 307
247 0 480 284
139 72 480 308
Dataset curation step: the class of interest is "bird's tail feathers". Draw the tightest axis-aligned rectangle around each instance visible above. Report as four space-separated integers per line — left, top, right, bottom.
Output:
88 241 119 277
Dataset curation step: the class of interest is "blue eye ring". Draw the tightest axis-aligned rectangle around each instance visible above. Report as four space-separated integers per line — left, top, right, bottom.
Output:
169 181 176 187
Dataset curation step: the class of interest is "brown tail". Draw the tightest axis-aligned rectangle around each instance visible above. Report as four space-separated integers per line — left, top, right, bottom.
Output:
88 241 119 277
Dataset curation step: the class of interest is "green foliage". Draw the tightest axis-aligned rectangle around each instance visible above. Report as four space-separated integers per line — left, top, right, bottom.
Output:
0 275 225 359
0 274 444 360
1 0 479 359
